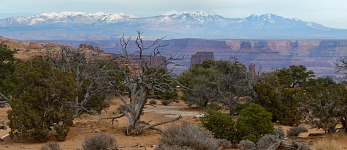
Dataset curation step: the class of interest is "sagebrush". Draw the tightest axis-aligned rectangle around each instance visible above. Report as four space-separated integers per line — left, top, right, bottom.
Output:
41 143 61 150
238 140 256 150
82 133 118 150
287 125 308 136
256 134 281 150
156 123 220 150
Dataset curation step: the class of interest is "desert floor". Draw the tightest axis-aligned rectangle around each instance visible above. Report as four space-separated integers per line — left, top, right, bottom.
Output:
0 98 346 150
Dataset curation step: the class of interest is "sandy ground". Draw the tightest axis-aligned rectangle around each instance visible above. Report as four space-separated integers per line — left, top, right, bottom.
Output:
0 99 203 150
0 99 347 150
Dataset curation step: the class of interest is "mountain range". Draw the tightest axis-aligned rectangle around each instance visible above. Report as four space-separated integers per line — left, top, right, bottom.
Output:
1 11 347 40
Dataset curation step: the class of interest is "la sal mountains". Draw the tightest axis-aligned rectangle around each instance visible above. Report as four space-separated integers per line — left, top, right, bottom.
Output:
1 11 347 40
1 11 347 79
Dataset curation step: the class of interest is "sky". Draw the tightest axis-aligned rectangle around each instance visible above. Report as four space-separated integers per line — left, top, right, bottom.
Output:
0 0 346 29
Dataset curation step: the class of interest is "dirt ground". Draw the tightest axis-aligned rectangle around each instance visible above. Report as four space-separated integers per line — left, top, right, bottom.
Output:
0 99 347 150
0 99 203 150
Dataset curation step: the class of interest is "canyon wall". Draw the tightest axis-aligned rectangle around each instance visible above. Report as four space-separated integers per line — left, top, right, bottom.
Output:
3 37 347 79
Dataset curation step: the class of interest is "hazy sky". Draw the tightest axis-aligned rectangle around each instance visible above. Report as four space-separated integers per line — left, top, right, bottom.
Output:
1 0 346 29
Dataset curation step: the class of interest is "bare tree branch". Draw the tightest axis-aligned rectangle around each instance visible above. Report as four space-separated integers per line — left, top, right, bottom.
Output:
112 31 181 135
143 115 182 130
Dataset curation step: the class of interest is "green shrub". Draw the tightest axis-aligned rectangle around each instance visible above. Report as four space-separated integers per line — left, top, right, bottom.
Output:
254 73 303 126
8 57 76 142
200 110 236 143
236 104 274 143
156 123 220 150
82 133 118 150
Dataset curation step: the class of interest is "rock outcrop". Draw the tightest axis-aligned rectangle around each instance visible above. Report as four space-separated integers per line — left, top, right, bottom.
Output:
78 44 104 54
4 37 347 78
0 37 112 60
190 52 214 65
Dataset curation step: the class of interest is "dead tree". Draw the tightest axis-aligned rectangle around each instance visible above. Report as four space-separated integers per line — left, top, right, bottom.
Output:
109 31 182 135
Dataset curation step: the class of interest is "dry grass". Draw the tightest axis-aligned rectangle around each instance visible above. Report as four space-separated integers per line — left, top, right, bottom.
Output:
314 138 344 150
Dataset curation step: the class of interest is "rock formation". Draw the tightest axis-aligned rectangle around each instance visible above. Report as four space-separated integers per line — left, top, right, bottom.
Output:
249 63 256 76
3 37 347 78
190 52 214 65
0 37 112 61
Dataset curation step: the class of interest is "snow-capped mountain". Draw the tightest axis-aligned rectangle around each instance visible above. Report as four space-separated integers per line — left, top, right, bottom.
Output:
235 14 329 30
157 10 227 24
0 11 137 26
0 11 345 40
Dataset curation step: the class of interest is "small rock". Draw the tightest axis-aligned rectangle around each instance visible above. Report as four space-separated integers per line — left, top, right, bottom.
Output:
192 113 205 118
94 129 100 133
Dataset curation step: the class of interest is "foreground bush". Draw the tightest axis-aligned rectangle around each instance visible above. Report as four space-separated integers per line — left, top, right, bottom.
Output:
82 133 118 150
156 123 221 150
41 143 61 150
200 110 236 143
236 104 274 143
8 57 76 142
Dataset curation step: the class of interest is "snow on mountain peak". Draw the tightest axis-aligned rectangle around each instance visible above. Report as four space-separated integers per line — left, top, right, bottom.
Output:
159 10 225 24
0 12 331 32
39 11 86 19
16 12 139 24
163 10 216 17
103 13 137 22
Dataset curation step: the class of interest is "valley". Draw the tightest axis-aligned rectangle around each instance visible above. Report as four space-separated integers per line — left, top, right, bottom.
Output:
49 38 347 79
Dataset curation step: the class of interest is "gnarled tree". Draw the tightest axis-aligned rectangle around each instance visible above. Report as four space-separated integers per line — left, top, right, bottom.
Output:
51 47 119 117
179 60 255 115
299 77 347 133
108 32 182 135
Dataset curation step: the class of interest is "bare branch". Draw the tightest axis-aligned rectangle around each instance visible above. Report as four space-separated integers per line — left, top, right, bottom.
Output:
143 115 182 130
103 113 125 124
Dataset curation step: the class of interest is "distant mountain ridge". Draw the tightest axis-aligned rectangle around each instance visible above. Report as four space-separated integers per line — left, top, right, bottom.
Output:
0 11 346 40
0 12 137 26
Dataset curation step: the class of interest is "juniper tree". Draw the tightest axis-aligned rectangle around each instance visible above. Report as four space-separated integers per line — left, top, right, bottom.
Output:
8 57 77 141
